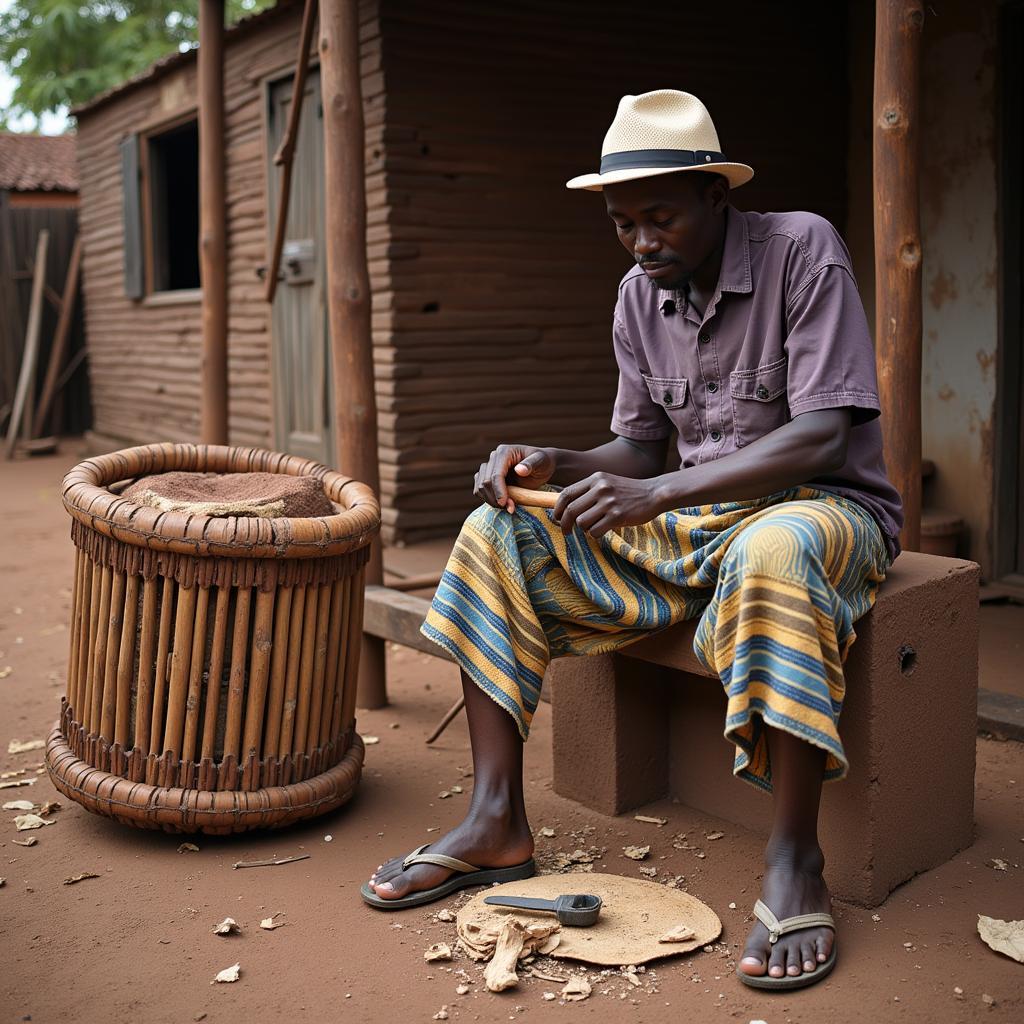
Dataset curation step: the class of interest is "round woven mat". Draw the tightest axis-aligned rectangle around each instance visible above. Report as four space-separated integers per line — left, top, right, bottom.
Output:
457 872 721 966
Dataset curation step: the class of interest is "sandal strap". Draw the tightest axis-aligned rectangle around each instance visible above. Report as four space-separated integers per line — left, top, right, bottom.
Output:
753 899 835 945
402 843 479 874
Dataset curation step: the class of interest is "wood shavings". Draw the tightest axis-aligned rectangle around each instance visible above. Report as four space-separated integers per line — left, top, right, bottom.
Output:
977 915 1024 963
543 992 556 1000
450 785 463 794
363 736 380 745
455 983 470 995
0 769 26 779
438 791 451 799
14 813 54 830
0 777 35 789
0 877 5 887
232 854 309 869
7 739 44 754
211 963 240 984
425 943 452 962
212 917 241 936
625 972 641 987
659 924 696 943
432 1007 449 1020
3 800 35 811
484 919 529 991
177 843 200 853
538 827 555 838
527 967 568 984
623 845 650 861
12 836 37 847
639 866 658 877
63 872 99 885
988 858 1009 871
634 815 667 826
560 976 592 1001
705 831 725 841
37 800 60 816
0 667 12 679
435 908 455 922
260 914 285 930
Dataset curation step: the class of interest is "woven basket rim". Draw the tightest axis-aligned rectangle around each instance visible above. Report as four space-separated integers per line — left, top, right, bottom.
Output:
63 443 380 559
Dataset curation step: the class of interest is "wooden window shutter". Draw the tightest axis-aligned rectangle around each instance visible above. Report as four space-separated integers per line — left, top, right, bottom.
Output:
120 134 144 299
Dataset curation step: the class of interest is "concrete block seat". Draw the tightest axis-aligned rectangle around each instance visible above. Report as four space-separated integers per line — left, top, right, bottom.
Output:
549 551 980 907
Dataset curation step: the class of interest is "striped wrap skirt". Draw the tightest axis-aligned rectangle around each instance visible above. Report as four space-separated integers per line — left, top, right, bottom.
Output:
421 487 890 792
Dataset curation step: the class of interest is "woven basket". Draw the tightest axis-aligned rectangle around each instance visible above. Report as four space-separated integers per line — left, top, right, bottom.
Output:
45 443 380 834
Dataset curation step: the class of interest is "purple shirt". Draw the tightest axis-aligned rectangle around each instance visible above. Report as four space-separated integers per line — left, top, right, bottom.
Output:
611 205 904 559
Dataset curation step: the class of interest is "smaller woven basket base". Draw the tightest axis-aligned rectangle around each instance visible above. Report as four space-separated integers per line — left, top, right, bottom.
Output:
456 872 721 966
122 471 336 519
44 727 364 835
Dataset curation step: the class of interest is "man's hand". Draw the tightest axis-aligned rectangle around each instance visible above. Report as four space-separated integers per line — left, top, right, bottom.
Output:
474 444 556 513
553 472 664 537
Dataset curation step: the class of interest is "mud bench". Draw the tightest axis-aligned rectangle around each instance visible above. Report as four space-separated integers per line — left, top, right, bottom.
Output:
364 551 980 908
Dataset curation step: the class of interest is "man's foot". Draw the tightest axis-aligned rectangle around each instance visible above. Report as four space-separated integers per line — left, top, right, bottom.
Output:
368 806 534 901
737 843 834 980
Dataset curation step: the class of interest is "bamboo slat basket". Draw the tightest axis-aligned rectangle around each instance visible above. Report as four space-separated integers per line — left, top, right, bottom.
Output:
45 443 380 834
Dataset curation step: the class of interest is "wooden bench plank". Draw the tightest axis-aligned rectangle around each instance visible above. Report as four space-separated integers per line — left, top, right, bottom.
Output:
364 585 454 661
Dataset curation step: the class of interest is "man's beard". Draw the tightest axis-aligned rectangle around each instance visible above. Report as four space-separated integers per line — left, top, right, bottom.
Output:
644 268 692 301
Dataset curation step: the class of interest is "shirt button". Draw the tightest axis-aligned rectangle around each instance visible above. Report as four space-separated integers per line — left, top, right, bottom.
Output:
663 390 673 404
707 381 719 393
710 430 722 442
756 385 770 400
698 331 711 344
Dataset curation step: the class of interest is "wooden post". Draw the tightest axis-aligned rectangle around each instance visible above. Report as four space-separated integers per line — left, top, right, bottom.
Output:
873 0 924 551
198 0 229 444
320 0 387 707
4 229 49 459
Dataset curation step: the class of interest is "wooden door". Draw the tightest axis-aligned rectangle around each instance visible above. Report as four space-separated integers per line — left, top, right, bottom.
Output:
266 68 334 465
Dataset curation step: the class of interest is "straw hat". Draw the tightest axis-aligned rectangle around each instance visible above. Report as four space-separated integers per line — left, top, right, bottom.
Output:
456 872 721 966
566 89 754 192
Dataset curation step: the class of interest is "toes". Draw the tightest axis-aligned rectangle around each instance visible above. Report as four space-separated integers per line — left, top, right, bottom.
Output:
738 954 767 977
767 943 788 979
815 931 833 963
738 924 768 976
800 940 816 973
785 943 802 976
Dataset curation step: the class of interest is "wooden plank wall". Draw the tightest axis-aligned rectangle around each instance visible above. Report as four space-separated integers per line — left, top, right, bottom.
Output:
373 0 850 543
74 0 384 451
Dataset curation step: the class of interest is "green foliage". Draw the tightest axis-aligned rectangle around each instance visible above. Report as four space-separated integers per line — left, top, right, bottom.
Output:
1 0 275 128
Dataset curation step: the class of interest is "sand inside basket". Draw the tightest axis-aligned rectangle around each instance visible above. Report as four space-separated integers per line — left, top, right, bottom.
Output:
122 471 335 519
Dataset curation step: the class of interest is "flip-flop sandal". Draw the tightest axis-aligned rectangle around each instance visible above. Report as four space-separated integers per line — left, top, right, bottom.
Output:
360 843 536 910
737 898 837 991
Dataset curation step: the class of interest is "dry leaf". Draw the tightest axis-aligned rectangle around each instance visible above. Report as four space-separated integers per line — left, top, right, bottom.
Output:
623 845 650 861
538 827 555 838
63 872 99 885
705 831 725 841
436 908 455 923
3 800 35 811
7 739 44 755
425 943 452 962
177 842 200 853
450 785 463 794
212 917 241 936
14 813 54 831
634 815 667 826
0 769 26 779
12 836 38 847
260 915 285 930
37 801 60 816
363 736 380 745
659 923 696 943
977 915 1024 963
560 977 592 1002
432 1008 449 1021
0 667 12 679
438 791 451 799
212 963 240 984
0 777 35 789
988 859 1009 872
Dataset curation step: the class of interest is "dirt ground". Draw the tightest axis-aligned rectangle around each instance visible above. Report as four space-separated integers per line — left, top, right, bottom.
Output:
1 449 1022 1024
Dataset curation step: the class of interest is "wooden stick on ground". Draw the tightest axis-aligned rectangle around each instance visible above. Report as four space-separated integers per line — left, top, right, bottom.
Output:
426 695 466 745
4 229 49 459
232 854 310 870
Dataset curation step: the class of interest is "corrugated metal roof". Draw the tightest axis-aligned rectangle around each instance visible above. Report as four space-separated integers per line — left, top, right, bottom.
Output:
0 132 78 192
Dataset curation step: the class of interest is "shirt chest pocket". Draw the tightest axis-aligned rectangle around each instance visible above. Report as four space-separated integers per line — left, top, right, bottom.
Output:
729 356 790 448
642 374 704 446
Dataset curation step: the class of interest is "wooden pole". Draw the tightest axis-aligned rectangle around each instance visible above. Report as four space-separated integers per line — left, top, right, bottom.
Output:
198 0 229 444
320 0 386 707
873 0 924 551
265 0 319 304
32 234 82 438
4 229 49 459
